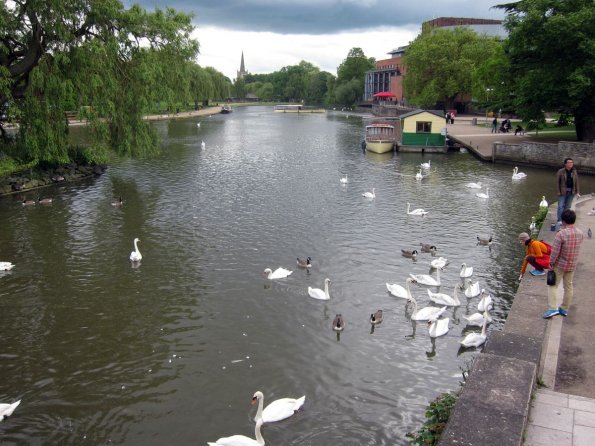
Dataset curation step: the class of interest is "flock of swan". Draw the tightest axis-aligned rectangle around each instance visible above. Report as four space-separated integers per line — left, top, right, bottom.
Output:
464 166 529 201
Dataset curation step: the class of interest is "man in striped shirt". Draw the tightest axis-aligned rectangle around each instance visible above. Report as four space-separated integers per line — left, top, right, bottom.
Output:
544 209 584 318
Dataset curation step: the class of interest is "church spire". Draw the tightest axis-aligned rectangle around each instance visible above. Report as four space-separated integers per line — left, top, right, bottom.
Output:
237 51 247 80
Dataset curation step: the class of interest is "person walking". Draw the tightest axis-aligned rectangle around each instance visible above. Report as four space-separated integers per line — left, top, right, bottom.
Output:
492 117 498 133
543 209 584 318
556 158 580 227
517 232 550 280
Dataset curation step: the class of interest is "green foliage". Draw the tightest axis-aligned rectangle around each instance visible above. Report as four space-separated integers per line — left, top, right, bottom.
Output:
533 206 548 231
407 391 460 446
334 48 374 106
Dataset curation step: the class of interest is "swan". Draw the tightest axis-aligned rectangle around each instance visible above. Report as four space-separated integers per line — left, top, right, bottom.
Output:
111 196 123 207
464 280 481 298
362 188 376 199
0 400 20 420
460 263 473 278
308 278 331 300
208 418 265 446
476 188 489 199
477 289 493 312
460 311 489 348
420 243 437 253
296 257 312 268
409 268 441 286
427 284 461 306
22 198 35 206
196 122 201 127
252 390 305 424
340 174 348 184
370 310 383 325
129 238 142 262
465 182 482 189
420 160 431 169
37 197 52 204
428 315 450 338
0 262 15 271
415 169 423 180
529 217 537 233
477 235 493 246
401 249 418 258
409 296 447 321
263 267 293 280
430 257 448 269
539 196 548 208
201 140 206 150
386 278 416 300
463 310 493 327
512 166 527 179
332 314 346 332
407 202 428 216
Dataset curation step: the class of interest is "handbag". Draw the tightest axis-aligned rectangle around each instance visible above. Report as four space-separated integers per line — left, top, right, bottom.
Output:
547 270 556 286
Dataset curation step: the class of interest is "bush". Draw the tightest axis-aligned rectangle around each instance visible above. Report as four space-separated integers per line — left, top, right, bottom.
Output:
407 391 460 445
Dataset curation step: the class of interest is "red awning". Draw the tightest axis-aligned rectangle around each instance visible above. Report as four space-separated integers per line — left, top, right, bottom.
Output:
373 92 395 98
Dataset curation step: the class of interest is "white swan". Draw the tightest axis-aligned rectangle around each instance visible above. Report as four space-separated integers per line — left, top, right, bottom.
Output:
196 122 201 127
370 310 383 325
407 202 428 216
252 390 305 424
539 196 548 208
465 182 482 189
477 289 493 312
0 262 15 271
409 296 446 321
427 284 461 306
463 310 493 327
208 418 265 446
420 160 431 169
428 316 450 338
386 278 416 300
263 267 293 280
415 169 423 180
460 311 489 348
512 166 527 179
430 257 448 269
464 280 481 298
0 400 20 419
129 238 142 262
340 174 348 184
201 140 206 150
332 314 346 332
476 188 489 199
529 217 537 233
308 278 331 300
409 268 441 286
460 263 473 278
362 188 376 199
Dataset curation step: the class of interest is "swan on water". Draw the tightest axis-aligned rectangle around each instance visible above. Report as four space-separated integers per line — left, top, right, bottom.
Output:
465 182 482 189
407 202 428 216
408 296 446 321
420 243 437 253
386 278 416 300
409 268 441 286
0 262 15 271
529 217 537 233
340 174 348 184
477 235 493 246
428 315 450 338
427 284 461 306
201 140 206 150
460 263 473 278
415 169 423 180
370 310 383 325
420 160 431 169
252 390 306 424
263 267 293 280
332 314 346 332
208 417 265 446
401 249 418 259
308 278 331 300
476 188 489 199
196 122 201 127
129 238 142 262
463 310 493 327
0 400 21 420
296 257 312 268
464 280 481 298
430 257 448 269
539 196 548 208
477 289 493 312
460 311 489 348
362 188 376 199
512 166 527 179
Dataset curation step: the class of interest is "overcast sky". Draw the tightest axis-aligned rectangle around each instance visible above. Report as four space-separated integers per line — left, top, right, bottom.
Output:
126 0 506 80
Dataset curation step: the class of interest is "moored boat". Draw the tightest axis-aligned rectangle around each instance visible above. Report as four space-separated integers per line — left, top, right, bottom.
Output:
274 104 325 113
221 105 232 114
364 122 396 153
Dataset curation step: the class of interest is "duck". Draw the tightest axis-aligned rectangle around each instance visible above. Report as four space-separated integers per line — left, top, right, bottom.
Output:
475 188 489 199
22 198 36 206
296 257 312 268
428 315 450 338
37 197 53 204
362 188 376 199
386 277 416 300
370 310 383 325
407 202 428 216
477 235 493 246
460 311 489 348
332 314 346 332
420 243 437 253
420 160 431 169
465 182 482 189
529 217 537 233
308 278 331 300
463 310 493 327
129 238 142 262
430 257 448 269
0 261 15 271
477 289 493 312
409 268 441 286
401 249 418 259
415 169 423 180
408 296 447 321
340 174 348 184
208 417 265 446
251 390 305 424
0 400 21 420
464 280 481 298
201 140 206 150
427 284 461 306
111 196 124 207
263 267 293 280
459 263 473 278
539 196 548 208
512 166 527 179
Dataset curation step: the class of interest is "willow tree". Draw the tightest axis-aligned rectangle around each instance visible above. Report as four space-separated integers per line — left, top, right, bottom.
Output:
0 1 198 164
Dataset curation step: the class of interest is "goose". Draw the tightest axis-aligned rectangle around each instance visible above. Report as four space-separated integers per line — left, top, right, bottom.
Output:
386 278 416 300
420 243 437 253
401 249 418 259
22 198 35 206
477 289 493 312
464 280 481 298
332 314 346 332
129 238 142 262
407 202 428 216
0 400 21 420
460 263 473 278
263 267 293 280
475 188 489 199
252 390 305 424
340 174 348 184
539 196 548 208
529 217 537 233
465 182 482 189
370 310 383 325
409 296 447 321
428 315 450 338
362 188 376 199
201 140 206 150
296 257 312 268
420 160 431 169
409 268 441 286
460 311 489 348
308 278 331 300
0 262 15 271
512 166 527 179
37 197 53 204
430 257 448 269
111 196 123 207
477 235 493 246
463 310 493 327
208 418 265 446
415 169 423 180
427 284 461 306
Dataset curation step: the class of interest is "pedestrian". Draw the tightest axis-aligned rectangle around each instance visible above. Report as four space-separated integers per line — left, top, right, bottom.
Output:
492 117 498 133
556 157 580 227
450 112 455 124
543 209 584 318
445 112 450 124
514 124 524 135
517 232 550 280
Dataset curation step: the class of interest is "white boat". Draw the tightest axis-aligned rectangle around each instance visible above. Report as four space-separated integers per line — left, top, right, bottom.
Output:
363 122 396 153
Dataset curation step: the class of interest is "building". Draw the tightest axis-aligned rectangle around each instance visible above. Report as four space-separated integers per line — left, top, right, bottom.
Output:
236 51 247 80
399 109 447 148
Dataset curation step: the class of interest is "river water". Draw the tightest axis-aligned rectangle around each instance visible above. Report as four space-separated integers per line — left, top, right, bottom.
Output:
1 106 594 445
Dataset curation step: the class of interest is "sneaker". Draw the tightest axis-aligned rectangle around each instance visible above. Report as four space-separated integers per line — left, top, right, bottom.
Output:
543 309 560 319
558 307 568 317
530 269 546 276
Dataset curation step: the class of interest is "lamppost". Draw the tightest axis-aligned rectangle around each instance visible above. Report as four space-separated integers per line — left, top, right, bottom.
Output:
485 88 493 123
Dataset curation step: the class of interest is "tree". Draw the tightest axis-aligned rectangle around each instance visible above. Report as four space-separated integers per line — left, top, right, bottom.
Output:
334 48 374 105
403 27 501 109
0 1 198 164
495 0 595 141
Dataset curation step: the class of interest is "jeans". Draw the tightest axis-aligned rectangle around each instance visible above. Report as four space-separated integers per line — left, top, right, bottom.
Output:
547 267 575 311
557 193 575 222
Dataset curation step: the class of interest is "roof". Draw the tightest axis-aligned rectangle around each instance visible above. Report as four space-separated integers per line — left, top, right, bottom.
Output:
398 109 445 119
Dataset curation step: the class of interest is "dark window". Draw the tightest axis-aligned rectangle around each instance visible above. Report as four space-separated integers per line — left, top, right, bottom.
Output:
416 121 432 133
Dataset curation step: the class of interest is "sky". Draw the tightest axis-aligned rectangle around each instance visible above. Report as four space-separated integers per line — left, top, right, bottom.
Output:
126 0 507 80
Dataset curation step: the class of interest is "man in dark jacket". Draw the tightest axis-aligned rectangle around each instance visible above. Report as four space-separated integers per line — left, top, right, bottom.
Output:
556 158 580 226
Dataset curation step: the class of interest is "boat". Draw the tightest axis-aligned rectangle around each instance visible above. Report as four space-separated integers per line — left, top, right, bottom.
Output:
363 122 396 153
221 105 232 114
273 104 325 113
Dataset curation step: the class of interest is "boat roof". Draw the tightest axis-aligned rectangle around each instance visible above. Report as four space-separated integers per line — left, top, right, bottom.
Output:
366 122 395 128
